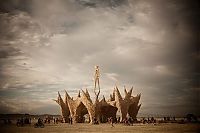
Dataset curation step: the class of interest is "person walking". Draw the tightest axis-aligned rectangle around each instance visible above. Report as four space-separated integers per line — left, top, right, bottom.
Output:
110 117 114 127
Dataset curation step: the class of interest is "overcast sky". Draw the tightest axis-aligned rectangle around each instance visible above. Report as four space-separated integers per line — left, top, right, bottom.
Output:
0 0 199 116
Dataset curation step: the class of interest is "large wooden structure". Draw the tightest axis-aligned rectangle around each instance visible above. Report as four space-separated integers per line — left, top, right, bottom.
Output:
54 66 141 124
54 86 141 124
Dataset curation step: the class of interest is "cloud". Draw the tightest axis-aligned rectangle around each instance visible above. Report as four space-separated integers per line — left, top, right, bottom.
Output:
0 0 199 115
0 97 59 114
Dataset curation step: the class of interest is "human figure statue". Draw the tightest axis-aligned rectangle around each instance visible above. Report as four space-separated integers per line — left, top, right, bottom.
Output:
94 65 100 89
94 65 100 98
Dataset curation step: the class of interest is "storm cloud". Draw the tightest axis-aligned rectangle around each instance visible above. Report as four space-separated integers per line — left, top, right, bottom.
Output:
0 0 199 116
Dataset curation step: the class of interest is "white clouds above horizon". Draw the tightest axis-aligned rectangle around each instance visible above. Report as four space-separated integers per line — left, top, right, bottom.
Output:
0 0 199 115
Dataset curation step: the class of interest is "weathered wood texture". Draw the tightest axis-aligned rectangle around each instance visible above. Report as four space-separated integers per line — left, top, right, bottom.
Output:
54 86 141 124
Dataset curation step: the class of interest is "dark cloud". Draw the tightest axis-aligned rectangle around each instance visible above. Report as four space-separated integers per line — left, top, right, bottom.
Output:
76 0 129 8
0 0 34 13
0 0 199 115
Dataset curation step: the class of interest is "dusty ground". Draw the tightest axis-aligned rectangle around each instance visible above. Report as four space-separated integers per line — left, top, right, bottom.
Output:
0 123 199 133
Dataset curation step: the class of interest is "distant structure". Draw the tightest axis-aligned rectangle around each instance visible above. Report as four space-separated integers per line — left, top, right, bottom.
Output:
54 66 141 124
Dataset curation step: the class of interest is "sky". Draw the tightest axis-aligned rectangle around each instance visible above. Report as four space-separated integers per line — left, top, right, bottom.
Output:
0 0 199 116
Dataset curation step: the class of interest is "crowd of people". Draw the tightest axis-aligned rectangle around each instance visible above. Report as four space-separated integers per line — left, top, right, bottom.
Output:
2 119 12 125
105 116 199 127
68 116 73 124
16 117 31 126
141 117 156 124
0 114 199 128
15 116 53 127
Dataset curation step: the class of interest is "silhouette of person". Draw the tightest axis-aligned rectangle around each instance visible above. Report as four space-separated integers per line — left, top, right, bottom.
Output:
69 116 73 124
110 117 114 127
53 117 56 124
38 118 42 125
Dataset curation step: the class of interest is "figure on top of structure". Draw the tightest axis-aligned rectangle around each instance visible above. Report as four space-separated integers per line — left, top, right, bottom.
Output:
94 65 100 99
53 66 141 124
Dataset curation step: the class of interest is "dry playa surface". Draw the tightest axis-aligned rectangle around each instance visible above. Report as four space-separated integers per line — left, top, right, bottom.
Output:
0 123 200 133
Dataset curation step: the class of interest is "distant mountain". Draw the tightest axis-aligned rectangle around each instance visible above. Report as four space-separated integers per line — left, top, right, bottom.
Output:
0 114 61 119
137 113 186 118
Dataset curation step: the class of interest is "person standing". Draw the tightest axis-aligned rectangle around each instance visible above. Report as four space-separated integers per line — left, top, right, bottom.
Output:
53 117 56 124
69 116 73 125
110 117 114 127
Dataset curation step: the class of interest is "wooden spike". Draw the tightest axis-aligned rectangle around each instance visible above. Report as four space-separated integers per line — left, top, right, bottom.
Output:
85 88 90 98
65 90 71 100
102 95 106 102
138 93 141 100
81 89 89 99
124 86 128 96
78 90 81 97
81 89 93 103
112 88 115 99
110 94 113 100
128 87 133 96
58 91 62 100
52 99 57 102
115 86 122 100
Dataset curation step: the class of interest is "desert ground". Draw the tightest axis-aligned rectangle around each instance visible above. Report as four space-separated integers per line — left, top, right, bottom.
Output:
0 123 199 133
